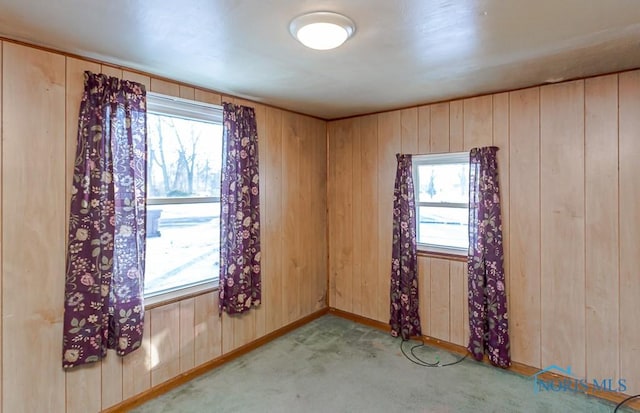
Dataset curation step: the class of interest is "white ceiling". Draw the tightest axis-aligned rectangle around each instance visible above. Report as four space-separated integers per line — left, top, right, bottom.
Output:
1 0 640 119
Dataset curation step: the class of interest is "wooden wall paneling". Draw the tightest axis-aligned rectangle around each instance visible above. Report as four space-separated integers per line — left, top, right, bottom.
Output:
351 119 363 315
237 301 259 349
418 257 431 336
540 80 586 378
328 119 354 313
194 89 222 106
463 95 493 150
327 121 337 308
179 85 195 100
122 313 151 400
430 102 450 153
194 292 222 366
492 93 510 333
150 78 180 97
401 107 418 153
429 258 450 341
313 118 328 311
417 105 431 153
282 111 301 323
66 365 101 413
377 111 401 322
254 103 267 337
179 298 195 373
221 311 234 353
2 43 66 413
264 107 283 333
462 261 469 346
619 70 640 395
235 313 257 352
100 352 124 410
100 65 122 78
150 303 181 386
65 56 103 413
448 261 465 346
584 74 619 384
449 100 464 151
508 87 541 368
256 102 269 331
297 114 313 317
358 115 379 320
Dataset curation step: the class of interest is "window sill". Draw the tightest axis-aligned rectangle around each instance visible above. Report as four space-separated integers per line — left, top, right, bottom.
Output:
417 249 467 262
144 280 219 310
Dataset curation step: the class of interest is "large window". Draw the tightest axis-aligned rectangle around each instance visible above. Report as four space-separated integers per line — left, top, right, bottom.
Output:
413 152 469 255
144 93 223 298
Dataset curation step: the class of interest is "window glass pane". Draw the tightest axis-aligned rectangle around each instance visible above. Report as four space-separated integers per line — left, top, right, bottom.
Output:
145 203 220 296
147 113 222 198
417 163 469 204
417 206 468 249
144 99 223 298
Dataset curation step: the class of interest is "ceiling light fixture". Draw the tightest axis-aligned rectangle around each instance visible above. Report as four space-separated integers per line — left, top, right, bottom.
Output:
289 12 356 50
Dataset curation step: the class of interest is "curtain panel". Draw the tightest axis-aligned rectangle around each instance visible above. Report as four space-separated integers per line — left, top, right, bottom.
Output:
467 146 511 368
389 154 422 339
62 71 147 368
219 103 262 315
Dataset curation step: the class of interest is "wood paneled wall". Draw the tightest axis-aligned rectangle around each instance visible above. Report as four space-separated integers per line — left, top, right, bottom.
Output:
328 72 640 394
0 41 327 412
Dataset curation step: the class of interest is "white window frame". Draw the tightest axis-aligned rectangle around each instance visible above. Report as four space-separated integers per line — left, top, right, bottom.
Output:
144 92 223 305
412 151 469 256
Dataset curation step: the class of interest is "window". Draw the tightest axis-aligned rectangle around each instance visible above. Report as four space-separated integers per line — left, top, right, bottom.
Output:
413 152 469 255
144 93 223 298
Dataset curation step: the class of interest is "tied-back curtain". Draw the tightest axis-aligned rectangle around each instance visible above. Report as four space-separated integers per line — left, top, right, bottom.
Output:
62 71 147 368
467 146 510 368
219 103 261 315
389 154 422 339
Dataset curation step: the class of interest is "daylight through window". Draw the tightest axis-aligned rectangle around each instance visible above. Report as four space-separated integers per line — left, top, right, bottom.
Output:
412 152 469 255
144 93 223 298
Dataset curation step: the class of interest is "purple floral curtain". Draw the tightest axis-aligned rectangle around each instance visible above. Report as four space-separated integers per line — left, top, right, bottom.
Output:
467 146 510 368
219 103 261 315
390 154 422 339
62 71 147 368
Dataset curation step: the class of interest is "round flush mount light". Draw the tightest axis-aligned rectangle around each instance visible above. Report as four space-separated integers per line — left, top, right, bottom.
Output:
289 12 356 50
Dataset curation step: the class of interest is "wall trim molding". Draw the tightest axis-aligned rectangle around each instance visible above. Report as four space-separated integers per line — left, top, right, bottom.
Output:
102 307 329 413
328 308 640 411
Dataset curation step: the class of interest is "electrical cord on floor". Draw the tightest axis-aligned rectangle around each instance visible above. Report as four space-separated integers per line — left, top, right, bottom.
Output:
400 339 468 367
613 394 640 412
401 337 636 411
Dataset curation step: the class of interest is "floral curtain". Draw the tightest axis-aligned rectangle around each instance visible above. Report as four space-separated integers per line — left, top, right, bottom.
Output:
467 146 510 368
62 71 147 368
219 103 261 315
390 154 422 339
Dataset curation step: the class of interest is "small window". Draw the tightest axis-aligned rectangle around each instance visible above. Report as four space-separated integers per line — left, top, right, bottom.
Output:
144 93 223 299
413 152 469 255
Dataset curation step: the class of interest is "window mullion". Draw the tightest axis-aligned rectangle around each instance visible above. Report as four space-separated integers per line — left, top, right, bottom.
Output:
147 197 220 206
416 202 467 209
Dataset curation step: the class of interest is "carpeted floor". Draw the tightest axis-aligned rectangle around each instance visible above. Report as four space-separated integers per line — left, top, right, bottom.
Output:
131 315 632 412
